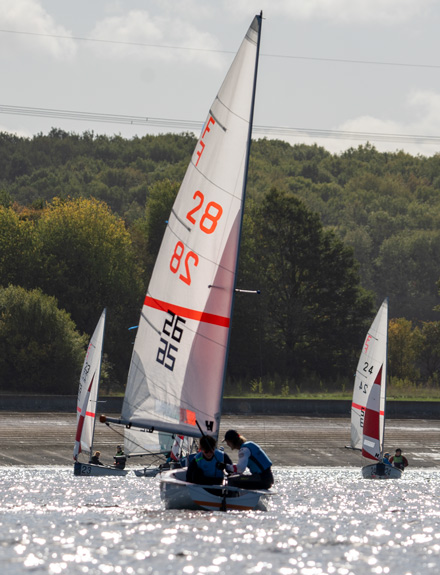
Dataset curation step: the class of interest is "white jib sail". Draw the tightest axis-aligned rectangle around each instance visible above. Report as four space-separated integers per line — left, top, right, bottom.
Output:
122 15 262 439
350 298 388 454
73 308 106 459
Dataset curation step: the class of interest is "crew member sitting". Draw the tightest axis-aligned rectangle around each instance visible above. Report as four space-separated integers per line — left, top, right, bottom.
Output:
223 429 274 490
186 435 232 485
389 448 409 470
90 450 103 465
113 445 127 470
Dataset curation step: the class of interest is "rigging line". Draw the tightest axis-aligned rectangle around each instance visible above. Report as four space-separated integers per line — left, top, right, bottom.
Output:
264 53 440 69
105 422 169 462
1 28 439 70
2 104 440 145
0 29 234 55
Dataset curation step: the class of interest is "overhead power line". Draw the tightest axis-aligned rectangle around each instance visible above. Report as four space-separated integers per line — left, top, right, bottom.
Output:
1 28 439 70
1 104 440 146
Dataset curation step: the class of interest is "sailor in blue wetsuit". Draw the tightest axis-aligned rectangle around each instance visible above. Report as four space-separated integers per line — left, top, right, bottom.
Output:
186 435 232 485
222 429 274 490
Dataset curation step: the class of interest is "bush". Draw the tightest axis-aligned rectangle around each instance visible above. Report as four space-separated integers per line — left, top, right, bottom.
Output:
0 285 87 394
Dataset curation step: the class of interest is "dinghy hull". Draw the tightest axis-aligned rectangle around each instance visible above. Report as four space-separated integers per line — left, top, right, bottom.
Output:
160 469 272 511
361 462 402 479
73 461 128 477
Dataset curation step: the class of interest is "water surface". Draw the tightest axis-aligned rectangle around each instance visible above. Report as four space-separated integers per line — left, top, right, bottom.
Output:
1 467 439 574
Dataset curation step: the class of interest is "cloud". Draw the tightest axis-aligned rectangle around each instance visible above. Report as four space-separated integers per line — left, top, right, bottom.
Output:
329 90 440 155
0 0 76 60
226 0 435 24
89 10 225 68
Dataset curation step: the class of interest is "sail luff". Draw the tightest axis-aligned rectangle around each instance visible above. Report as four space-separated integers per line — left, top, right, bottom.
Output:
89 307 106 455
217 12 263 435
380 296 389 456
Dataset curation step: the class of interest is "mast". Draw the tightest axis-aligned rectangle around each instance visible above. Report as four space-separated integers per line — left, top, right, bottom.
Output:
380 297 389 458
218 11 263 432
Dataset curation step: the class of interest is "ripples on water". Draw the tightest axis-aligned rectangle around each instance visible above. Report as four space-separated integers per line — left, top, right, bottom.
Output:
1 467 439 575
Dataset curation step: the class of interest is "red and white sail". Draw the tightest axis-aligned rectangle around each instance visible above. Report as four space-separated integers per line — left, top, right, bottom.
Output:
121 15 262 439
73 309 106 460
350 299 388 459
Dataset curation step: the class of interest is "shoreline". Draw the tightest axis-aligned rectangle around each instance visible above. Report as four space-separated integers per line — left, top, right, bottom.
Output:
1 396 440 419
0 412 439 469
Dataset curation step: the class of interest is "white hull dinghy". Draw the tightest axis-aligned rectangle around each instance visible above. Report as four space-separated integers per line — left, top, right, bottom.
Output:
73 309 128 477
160 469 271 512
101 13 274 509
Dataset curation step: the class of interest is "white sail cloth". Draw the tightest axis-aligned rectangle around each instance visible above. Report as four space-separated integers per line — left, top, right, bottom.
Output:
122 16 261 439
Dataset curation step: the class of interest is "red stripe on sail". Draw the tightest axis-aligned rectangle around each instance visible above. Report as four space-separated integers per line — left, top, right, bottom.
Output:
352 402 384 416
144 296 230 327
352 402 365 411
76 406 96 417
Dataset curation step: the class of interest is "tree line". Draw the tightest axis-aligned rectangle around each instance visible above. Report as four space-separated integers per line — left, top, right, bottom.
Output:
1 129 440 395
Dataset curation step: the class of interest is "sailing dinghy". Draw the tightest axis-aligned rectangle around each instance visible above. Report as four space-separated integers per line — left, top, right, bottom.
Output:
73 309 127 476
349 298 402 479
101 12 273 510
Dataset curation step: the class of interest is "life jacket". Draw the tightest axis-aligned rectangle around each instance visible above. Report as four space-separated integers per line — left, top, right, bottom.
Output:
195 449 224 479
242 441 272 473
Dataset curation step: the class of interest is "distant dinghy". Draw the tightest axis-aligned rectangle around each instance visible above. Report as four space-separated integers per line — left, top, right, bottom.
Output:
349 298 402 480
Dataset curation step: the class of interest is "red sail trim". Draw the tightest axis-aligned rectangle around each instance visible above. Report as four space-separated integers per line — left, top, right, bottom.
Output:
362 407 380 440
76 406 96 417
362 448 378 461
352 402 384 415
352 402 366 411
144 295 230 327
374 365 383 386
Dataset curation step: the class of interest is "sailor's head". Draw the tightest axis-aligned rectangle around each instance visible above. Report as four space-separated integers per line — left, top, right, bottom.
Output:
200 435 216 458
395 448 402 454
222 429 242 449
384 452 390 458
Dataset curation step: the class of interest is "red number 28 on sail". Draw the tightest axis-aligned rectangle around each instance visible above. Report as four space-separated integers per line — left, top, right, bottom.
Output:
170 241 199 285
169 191 223 285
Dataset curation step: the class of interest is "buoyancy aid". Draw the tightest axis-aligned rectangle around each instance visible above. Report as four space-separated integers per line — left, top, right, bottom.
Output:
195 449 224 479
242 441 272 473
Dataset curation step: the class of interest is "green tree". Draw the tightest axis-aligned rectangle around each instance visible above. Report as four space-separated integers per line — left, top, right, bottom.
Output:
133 179 180 285
414 321 440 383
0 206 37 288
237 188 373 384
35 197 144 383
388 318 419 381
0 285 87 393
375 231 440 321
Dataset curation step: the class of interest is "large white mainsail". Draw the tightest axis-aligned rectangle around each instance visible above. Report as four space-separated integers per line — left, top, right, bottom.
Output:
74 308 106 460
350 298 388 459
115 15 262 441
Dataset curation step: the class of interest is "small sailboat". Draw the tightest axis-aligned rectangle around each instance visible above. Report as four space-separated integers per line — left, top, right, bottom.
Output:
349 298 402 479
73 309 127 476
101 13 273 510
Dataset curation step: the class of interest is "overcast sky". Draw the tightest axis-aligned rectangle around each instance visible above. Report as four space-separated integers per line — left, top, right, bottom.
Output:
2 0 440 157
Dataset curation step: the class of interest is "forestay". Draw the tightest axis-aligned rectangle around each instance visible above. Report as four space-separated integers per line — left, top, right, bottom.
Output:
350 298 388 459
121 15 261 440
